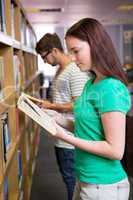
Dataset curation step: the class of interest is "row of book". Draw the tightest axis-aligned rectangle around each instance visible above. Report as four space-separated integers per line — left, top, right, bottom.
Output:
0 0 36 48
1 112 22 200
21 14 36 48
0 55 21 101
3 151 22 200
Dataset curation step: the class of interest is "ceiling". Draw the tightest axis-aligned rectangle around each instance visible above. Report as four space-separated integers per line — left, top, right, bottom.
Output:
20 0 133 27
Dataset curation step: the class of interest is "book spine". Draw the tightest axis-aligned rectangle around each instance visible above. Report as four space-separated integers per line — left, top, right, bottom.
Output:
0 0 6 32
0 56 4 100
2 113 11 162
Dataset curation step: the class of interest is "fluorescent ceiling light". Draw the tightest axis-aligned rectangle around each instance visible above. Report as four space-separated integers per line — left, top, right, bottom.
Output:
25 8 63 13
117 4 133 11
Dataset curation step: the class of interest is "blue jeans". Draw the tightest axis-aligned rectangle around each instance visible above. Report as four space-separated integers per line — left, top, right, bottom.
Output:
55 147 76 200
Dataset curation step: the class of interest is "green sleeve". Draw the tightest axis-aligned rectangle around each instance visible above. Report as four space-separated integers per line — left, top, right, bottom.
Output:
95 81 131 114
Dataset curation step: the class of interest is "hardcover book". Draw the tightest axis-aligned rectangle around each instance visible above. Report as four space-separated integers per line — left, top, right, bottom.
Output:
17 93 57 135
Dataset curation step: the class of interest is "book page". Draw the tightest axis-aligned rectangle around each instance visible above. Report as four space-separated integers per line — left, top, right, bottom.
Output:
17 93 57 135
24 93 44 103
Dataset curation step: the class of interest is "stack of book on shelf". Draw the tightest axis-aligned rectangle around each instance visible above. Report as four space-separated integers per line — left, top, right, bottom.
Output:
1 113 11 200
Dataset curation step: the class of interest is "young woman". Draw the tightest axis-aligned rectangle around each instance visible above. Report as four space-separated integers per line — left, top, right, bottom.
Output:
51 18 131 200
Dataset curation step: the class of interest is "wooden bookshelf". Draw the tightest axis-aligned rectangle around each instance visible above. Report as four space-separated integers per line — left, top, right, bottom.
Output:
0 0 41 200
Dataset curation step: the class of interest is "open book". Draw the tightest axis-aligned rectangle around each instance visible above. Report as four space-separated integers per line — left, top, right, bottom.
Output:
17 93 57 135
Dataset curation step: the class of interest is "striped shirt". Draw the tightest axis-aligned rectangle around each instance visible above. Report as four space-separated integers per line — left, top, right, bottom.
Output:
50 62 89 148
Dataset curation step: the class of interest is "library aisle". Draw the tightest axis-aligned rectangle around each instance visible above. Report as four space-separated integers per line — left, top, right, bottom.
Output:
30 129 67 200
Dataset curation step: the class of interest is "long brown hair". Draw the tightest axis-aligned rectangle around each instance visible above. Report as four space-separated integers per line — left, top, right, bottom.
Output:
66 18 128 85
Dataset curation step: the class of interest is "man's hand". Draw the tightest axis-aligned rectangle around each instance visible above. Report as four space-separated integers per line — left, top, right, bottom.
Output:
41 100 54 109
41 100 73 112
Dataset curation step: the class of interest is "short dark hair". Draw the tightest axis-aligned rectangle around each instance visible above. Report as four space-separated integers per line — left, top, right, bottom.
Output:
65 18 128 85
36 33 64 54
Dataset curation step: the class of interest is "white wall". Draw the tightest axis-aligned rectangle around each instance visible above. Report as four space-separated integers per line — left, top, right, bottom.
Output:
33 24 57 76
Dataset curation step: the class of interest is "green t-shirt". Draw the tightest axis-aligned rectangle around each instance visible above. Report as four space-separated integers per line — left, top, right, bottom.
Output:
73 76 131 184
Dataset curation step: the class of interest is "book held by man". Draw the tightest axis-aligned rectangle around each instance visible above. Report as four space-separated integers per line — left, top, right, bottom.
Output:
17 93 57 135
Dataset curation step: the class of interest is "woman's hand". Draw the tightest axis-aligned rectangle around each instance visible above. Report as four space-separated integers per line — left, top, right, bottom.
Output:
43 109 68 127
54 123 68 139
